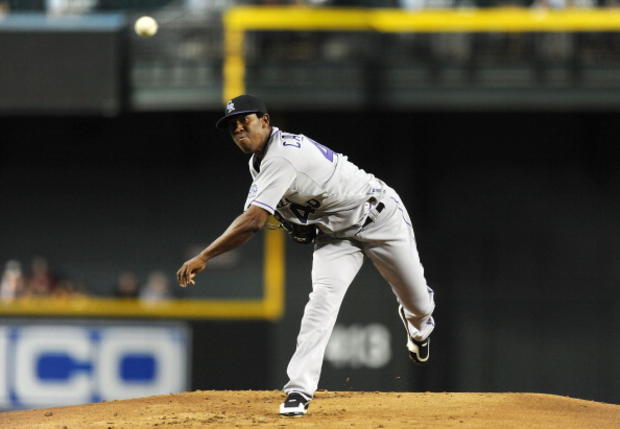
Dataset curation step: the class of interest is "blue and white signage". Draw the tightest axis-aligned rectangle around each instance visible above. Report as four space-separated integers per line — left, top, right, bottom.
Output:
0 321 189 410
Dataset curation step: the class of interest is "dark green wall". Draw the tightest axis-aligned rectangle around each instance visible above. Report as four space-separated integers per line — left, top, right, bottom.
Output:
1 110 618 403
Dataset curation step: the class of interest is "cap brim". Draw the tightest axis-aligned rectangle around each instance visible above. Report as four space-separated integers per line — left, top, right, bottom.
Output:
215 109 260 129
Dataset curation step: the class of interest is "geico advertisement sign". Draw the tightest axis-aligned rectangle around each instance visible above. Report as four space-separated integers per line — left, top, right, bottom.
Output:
0 322 189 409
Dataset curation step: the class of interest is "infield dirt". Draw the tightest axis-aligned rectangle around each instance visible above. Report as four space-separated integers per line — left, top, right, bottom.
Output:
1 390 618 429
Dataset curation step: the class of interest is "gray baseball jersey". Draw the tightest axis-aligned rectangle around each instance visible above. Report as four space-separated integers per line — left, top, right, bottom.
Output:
244 127 385 235
244 127 435 397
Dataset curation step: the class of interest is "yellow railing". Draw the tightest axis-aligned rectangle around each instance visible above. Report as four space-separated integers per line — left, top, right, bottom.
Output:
0 229 285 320
223 6 620 101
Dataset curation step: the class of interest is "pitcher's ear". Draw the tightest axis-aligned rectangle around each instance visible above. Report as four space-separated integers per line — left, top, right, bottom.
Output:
261 113 270 126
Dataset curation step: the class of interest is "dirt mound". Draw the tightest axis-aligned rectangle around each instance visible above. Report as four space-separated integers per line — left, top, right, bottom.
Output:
1 390 618 428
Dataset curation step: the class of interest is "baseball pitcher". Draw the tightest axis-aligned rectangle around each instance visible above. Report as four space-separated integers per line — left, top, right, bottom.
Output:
177 94 435 417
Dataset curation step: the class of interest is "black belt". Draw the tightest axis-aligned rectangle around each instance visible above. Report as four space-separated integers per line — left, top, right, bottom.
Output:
363 202 385 227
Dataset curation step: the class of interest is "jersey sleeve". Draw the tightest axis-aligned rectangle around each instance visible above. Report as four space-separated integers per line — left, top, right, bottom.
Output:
244 156 296 214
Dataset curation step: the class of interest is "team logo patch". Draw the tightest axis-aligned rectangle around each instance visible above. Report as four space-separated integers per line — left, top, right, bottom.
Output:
226 101 235 113
247 183 258 199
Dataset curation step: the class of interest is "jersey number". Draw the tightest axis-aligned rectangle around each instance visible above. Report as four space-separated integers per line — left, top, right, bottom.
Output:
290 199 320 224
307 138 334 162
282 134 334 163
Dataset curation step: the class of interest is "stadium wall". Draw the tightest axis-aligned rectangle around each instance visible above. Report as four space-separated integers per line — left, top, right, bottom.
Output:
0 110 618 405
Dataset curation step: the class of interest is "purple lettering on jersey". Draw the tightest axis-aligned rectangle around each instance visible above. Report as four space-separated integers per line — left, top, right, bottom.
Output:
282 133 302 148
307 138 334 162
281 134 334 162
282 140 301 148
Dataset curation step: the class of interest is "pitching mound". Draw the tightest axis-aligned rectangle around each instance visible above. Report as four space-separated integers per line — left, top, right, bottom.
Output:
1 390 618 428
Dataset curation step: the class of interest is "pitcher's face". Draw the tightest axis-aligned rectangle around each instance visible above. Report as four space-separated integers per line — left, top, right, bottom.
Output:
228 113 271 154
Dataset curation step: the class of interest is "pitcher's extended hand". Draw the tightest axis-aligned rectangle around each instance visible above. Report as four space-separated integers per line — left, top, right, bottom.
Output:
177 255 207 287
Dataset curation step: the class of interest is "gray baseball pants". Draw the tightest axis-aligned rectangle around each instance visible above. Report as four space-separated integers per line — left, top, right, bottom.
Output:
283 187 436 397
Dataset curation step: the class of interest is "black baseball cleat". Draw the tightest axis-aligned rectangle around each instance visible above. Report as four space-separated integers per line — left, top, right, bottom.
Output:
279 392 311 416
398 305 430 365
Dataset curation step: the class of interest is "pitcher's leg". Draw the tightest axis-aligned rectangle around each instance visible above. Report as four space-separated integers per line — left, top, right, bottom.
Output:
364 195 435 341
283 237 364 397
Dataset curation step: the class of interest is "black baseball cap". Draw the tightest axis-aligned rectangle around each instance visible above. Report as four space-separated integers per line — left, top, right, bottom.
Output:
215 94 268 128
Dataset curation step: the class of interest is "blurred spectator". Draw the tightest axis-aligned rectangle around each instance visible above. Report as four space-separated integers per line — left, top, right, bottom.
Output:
329 0 399 5
140 270 172 302
400 0 456 8
52 279 86 299
399 0 558 8
254 0 297 4
184 0 229 12
0 260 25 302
474 0 530 6
46 0 96 15
24 256 55 296
113 271 140 298
533 0 595 7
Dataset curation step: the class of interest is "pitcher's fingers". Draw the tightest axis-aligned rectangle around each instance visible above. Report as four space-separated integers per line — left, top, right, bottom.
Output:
177 266 185 285
179 265 190 286
177 264 188 281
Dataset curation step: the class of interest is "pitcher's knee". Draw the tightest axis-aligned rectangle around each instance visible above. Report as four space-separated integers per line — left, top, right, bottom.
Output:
304 285 345 318
403 298 434 319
